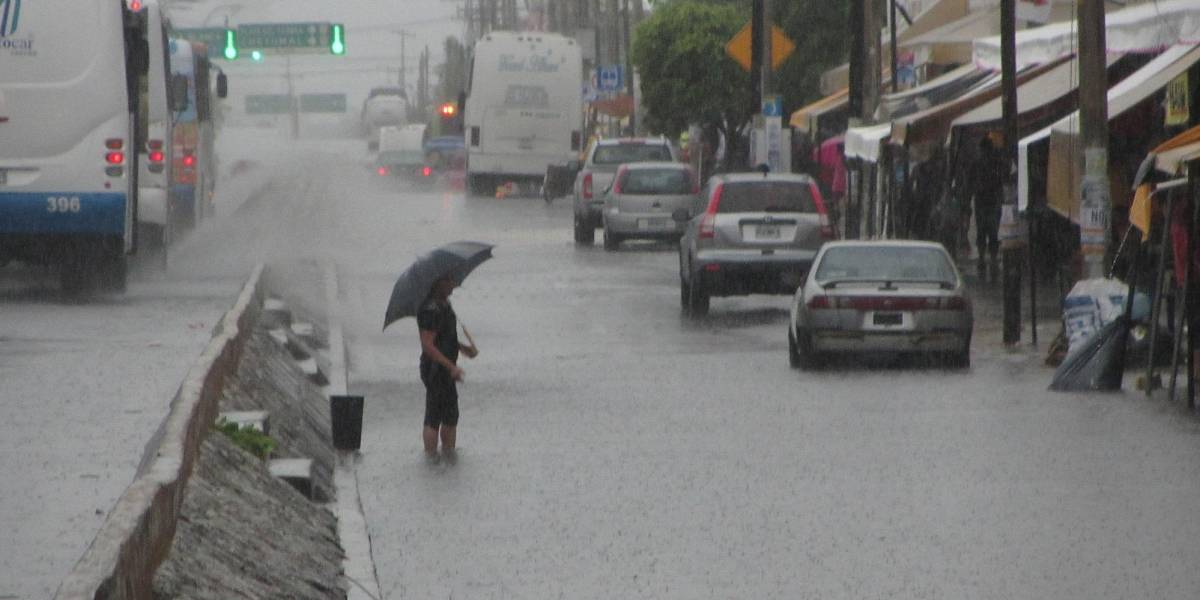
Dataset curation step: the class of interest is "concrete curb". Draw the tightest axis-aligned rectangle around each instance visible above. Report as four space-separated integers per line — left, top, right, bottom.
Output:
54 264 267 600
324 260 385 600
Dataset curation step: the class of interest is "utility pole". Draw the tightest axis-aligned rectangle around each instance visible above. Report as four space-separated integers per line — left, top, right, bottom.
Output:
1001 0 1022 344
622 0 634 133
1078 0 1110 278
862 0 881 124
392 29 414 93
750 0 763 116
889 0 898 93
847 0 864 126
761 0 772 99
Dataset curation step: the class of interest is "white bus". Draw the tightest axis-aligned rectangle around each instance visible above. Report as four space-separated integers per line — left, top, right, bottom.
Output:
464 31 583 196
0 0 147 293
136 0 177 251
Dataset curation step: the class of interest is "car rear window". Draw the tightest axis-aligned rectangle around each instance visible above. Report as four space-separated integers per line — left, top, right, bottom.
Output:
815 246 957 284
617 168 693 195
716 181 817 213
593 144 672 165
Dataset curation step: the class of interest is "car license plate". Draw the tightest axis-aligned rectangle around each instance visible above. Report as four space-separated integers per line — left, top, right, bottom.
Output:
638 218 666 229
873 312 903 326
756 224 780 239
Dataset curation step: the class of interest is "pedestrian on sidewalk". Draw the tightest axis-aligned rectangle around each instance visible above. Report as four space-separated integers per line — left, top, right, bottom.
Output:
417 276 478 457
971 136 1005 278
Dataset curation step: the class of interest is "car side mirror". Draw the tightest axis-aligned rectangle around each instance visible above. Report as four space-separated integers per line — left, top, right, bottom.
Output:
672 208 691 223
216 72 228 99
169 74 190 113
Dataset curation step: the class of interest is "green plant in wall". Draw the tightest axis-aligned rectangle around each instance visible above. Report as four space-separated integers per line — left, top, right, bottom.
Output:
215 419 277 460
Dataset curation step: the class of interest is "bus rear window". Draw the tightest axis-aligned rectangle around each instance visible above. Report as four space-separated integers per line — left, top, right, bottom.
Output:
717 181 817 213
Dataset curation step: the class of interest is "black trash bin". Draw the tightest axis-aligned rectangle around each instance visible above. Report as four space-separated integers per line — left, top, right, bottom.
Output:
330 395 364 450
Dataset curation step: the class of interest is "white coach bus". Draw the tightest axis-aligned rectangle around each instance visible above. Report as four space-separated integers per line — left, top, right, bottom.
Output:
464 31 583 196
0 0 147 294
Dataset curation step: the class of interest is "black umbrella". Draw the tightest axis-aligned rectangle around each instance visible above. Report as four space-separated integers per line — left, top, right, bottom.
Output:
382 241 494 331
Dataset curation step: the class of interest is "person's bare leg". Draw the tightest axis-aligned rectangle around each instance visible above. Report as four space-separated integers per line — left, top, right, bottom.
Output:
423 426 439 454
440 425 456 450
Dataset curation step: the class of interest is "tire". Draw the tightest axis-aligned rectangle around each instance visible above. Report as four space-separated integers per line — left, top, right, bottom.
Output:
574 213 594 245
98 253 128 293
680 278 691 311
946 337 971 369
603 227 620 251
467 174 491 197
790 328 820 370
687 277 709 317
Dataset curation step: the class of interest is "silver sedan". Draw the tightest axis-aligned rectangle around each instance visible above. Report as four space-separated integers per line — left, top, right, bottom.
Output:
788 240 973 369
600 162 698 250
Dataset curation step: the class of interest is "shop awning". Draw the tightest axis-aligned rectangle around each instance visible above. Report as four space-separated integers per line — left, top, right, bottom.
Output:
1017 44 1200 213
789 88 848 132
973 0 1200 70
1147 125 1200 179
891 57 1065 148
844 123 893 162
952 53 1122 135
876 63 990 120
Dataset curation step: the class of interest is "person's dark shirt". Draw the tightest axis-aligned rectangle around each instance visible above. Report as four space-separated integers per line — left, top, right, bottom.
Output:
972 149 1004 207
417 298 459 376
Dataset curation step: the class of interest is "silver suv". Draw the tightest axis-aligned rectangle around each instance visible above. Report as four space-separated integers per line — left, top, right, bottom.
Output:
573 137 677 245
677 172 836 316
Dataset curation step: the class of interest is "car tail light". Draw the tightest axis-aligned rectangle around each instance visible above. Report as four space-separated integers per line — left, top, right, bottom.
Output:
698 183 723 239
182 154 196 167
377 166 388 176
582 172 593 200
807 295 832 309
811 183 836 239
825 296 967 311
105 151 125 165
422 166 433 177
703 263 721 273
612 167 625 195
105 138 124 150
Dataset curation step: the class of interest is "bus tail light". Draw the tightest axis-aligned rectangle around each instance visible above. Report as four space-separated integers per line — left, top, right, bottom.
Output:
106 152 125 165
105 138 124 150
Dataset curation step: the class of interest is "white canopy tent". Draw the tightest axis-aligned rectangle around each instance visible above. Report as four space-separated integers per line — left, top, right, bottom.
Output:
844 124 894 163
1016 43 1200 213
973 0 1200 70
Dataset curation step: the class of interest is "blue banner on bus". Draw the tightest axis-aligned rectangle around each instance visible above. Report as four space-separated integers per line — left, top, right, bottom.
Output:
0 192 127 235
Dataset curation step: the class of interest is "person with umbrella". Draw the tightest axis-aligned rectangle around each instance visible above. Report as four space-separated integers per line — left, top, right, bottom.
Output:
383 241 494 457
416 275 478 456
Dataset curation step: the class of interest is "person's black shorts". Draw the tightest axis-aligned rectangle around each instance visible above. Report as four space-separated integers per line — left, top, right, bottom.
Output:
422 370 459 428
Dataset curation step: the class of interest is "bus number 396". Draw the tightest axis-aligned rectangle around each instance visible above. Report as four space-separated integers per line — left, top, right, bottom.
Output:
47 196 82 213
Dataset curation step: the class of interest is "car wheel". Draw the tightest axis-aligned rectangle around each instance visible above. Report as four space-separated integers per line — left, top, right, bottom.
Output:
790 328 820 370
687 278 709 317
574 213 594 245
947 338 971 369
603 228 620 251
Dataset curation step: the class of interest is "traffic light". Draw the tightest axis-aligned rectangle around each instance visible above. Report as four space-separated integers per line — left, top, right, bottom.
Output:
329 24 345 55
439 102 457 119
223 29 238 60
251 50 263 62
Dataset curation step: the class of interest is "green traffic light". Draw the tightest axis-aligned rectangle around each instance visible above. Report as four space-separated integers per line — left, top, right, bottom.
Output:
251 50 263 61
223 29 238 60
330 24 345 55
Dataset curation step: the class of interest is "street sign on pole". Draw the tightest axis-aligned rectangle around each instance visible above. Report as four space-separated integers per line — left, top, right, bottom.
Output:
597 65 623 92
725 22 795 72
299 94 347 113
237 22 335 54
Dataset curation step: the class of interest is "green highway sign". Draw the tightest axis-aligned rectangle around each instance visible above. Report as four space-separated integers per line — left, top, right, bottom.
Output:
236 22 334 54
245 94 292 114
299 94 347 113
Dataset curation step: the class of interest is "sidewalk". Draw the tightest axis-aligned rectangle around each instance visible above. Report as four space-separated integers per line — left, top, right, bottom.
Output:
960 256 1065 365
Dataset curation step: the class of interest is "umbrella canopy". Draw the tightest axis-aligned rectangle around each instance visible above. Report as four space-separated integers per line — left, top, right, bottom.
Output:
383 241 494 330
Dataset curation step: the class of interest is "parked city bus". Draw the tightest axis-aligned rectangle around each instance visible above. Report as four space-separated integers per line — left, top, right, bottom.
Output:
0 0 148 294
464 31 583 196
168 39 219 230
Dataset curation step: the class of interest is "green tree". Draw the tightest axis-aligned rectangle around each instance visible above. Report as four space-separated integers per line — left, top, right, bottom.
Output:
437 36 469 105
631 1 752 167
774 0 849 114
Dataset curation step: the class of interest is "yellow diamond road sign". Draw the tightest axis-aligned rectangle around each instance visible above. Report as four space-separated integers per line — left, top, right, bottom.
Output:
725 22 795 72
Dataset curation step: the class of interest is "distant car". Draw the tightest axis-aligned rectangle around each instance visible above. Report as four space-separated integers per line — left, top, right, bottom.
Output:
677 172 835 316
375 124 435 184
788 240 973 369
600 162 698 251
573 137 678 245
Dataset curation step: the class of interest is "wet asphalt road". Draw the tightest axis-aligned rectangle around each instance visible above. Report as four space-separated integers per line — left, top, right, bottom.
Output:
293 156 1200 599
